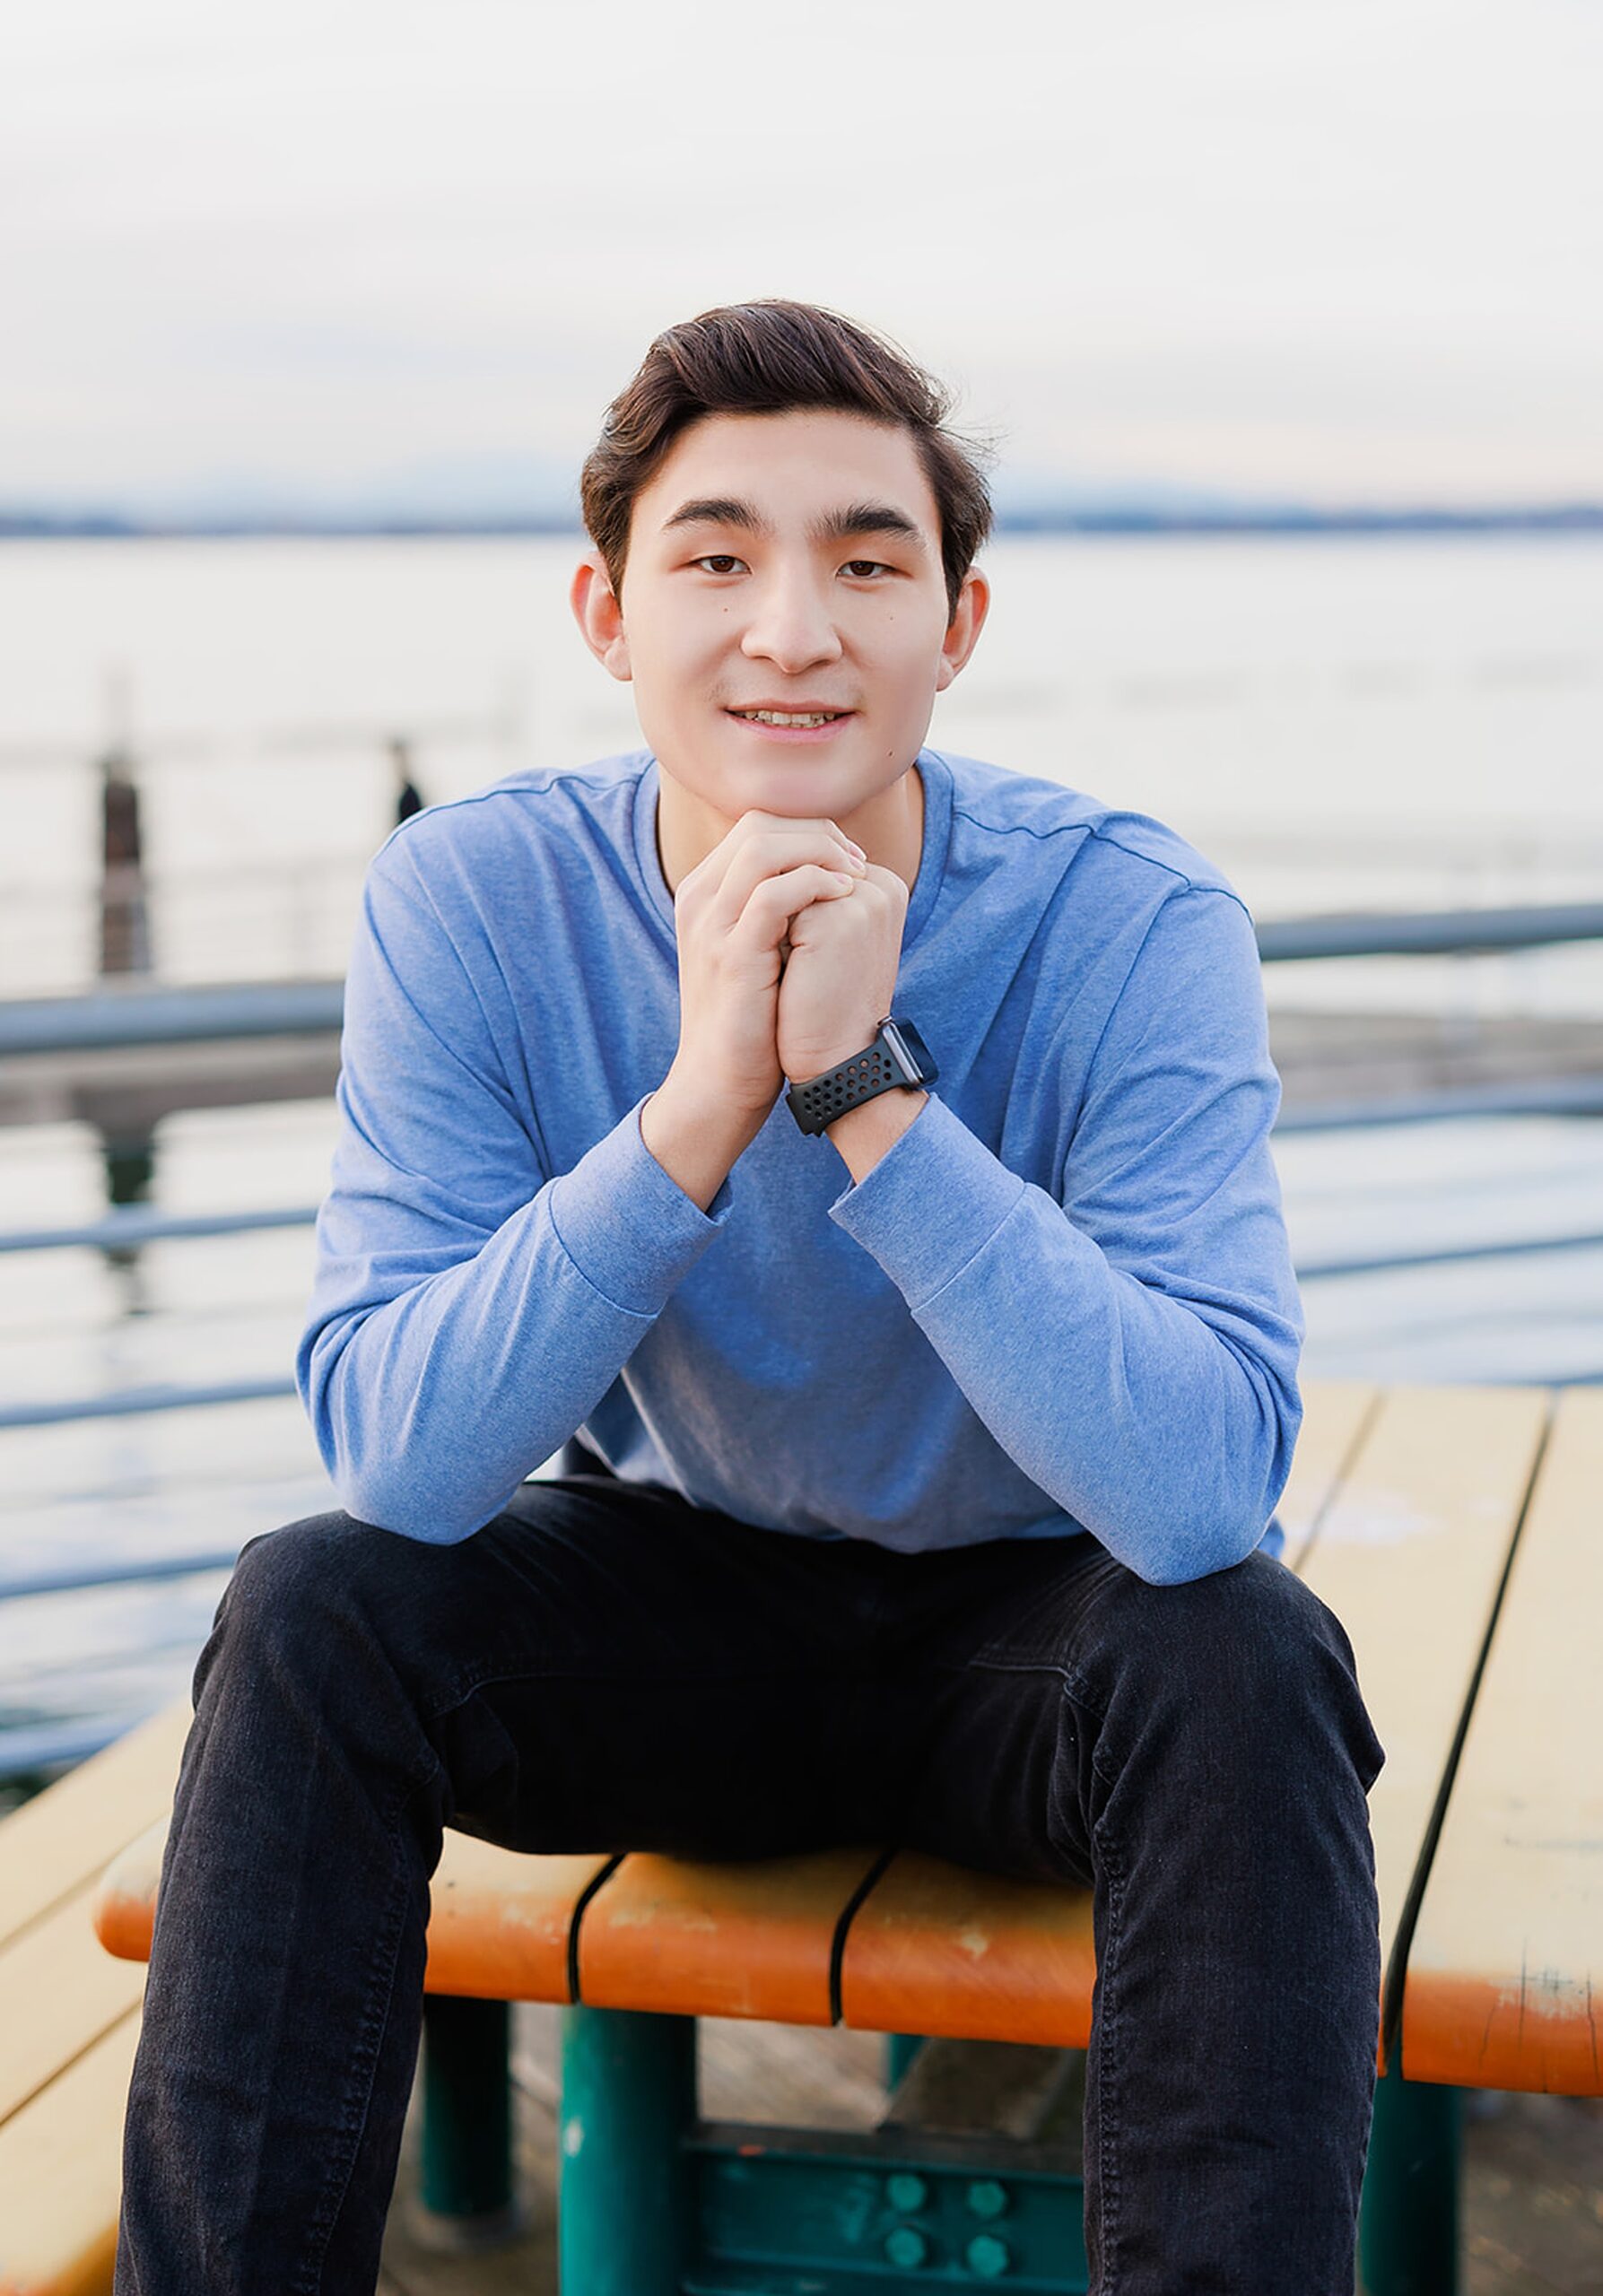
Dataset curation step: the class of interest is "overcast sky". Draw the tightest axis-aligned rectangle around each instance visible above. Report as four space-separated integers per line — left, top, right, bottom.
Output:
4 0 1600 508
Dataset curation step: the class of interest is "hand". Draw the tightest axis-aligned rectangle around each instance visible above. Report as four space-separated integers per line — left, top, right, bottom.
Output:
776 861 910 1085
663 810 868 1119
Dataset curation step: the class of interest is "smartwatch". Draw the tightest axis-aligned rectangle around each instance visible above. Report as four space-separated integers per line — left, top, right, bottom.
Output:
786 1016 939 1136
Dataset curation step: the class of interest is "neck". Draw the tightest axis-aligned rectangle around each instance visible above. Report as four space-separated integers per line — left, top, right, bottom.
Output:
656 759 926 900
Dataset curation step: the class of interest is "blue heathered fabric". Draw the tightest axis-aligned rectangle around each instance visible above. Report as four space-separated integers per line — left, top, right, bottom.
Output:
295 744 1303 1581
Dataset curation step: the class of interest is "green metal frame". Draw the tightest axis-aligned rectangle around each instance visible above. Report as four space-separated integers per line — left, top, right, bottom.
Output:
417 1995 518 2230
417 1999 1468 2292
560 2005 697 2292
1359 2057 1464 2296
558 2004 1088 2292
884 2031 926 2089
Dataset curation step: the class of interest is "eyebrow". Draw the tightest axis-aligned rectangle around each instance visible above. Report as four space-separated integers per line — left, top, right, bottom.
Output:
660 496 928 552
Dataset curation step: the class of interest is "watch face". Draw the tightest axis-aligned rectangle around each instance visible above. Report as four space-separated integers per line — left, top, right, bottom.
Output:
884 1019 937 1084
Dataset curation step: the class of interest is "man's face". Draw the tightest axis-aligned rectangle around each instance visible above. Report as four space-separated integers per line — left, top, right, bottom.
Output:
574 409 987 825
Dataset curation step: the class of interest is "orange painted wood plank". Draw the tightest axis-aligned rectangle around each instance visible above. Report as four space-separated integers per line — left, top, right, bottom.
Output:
838 1851 1096 2048
576 1848 885 2026
94 1815 606 2004
90 1820 165 1966
1402 1387 1603 2094
421 1837 609 2002
1296 1382 1549 2051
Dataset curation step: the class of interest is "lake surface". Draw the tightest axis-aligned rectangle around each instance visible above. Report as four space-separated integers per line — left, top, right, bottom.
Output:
4 532 1602 1000
2 535 1599 1770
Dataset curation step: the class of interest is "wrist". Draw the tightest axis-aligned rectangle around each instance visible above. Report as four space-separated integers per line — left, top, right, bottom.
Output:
825 1083 928 1182
640 1070 768 1213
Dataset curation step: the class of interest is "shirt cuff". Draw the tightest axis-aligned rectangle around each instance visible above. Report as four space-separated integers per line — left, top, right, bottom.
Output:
546 1094 735 1317
828 1091 1026 1309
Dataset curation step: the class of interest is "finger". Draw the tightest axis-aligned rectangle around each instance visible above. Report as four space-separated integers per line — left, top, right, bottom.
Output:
709 832 867 930
690 813 864 896
730 864 858 954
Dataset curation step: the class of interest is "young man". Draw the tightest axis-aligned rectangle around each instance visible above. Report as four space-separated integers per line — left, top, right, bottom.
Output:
117 300 1384 2293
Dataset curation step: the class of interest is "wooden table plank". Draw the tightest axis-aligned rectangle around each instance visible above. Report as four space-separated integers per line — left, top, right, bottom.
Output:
1296 1382 1551 2062
0 1700 189 1951
1401 1387 1603 2094
576 1848 886 2026
0 2007 140 2296
1278 1378 1381 1569
0 1883 146 2127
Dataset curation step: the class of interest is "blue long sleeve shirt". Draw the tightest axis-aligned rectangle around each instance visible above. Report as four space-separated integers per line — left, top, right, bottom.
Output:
296 744 1303 1582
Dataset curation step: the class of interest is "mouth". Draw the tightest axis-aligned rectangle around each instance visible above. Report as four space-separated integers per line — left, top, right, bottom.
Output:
720 698 854 744
720 707 849 725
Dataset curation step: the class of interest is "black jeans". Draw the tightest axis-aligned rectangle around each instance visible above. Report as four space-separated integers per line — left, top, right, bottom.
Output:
116 1466 1384 2295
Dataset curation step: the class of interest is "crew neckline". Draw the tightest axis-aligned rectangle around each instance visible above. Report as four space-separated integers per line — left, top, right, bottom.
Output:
632 746 954 958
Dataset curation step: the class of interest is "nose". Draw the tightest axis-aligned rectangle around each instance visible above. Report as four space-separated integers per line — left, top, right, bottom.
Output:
739 570 844 674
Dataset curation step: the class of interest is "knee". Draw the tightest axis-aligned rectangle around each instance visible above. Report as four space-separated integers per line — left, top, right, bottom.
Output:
202 1510 401 1691
1101 1554 1385 1791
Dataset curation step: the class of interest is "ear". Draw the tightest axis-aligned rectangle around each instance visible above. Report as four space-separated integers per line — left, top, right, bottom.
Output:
570 552 632 683
934 566 991 694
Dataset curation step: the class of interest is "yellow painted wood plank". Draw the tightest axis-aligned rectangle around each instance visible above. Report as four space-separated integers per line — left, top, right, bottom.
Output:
1296 1382 1551 2050
0 1883 146 2128
1277 1378 1381 1568
0 1703 189 1952
1403 1387 1603 2093
0 2007 139 2296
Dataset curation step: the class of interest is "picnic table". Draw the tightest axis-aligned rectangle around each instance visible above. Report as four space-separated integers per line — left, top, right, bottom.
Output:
2 1377 1596 2293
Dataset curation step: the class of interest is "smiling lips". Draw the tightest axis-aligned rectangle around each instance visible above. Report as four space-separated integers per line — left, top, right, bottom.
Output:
728 706 851 725
725 705 855 741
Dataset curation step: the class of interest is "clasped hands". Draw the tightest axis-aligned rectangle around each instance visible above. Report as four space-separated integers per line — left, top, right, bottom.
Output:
667 808 910 1121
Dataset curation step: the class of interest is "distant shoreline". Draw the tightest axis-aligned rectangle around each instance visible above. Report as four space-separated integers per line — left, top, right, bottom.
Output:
3 505 1601 541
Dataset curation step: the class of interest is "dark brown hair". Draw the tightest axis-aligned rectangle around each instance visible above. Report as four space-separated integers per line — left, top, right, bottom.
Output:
579 299 995 622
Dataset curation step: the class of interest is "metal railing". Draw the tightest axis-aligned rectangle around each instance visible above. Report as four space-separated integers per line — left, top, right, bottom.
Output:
5 897 1602 1062
3 897 1600 1779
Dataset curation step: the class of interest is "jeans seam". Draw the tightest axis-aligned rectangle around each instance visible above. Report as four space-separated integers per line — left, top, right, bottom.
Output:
1093 1817 1128 2294
291 1779 414 2294
967 1653 1128 2285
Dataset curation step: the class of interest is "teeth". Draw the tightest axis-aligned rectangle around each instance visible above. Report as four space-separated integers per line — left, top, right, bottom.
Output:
735 709 844 727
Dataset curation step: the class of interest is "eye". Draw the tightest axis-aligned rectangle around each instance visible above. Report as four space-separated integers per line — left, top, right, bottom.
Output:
693 554 746 575
842 560 894 579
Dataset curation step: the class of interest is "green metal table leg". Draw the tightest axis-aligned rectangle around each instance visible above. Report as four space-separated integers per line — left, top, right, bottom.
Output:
419 1994 518 2230
884 2032 926 2090
1359 2057 1463 2296
560 2004 696 2295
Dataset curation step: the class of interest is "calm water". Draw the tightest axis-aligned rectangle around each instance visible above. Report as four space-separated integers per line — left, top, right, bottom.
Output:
3 535 1600 1767
4 532 1603 1001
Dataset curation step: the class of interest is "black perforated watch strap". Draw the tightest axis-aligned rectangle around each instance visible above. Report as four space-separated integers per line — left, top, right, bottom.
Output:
786 1019 935 1136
